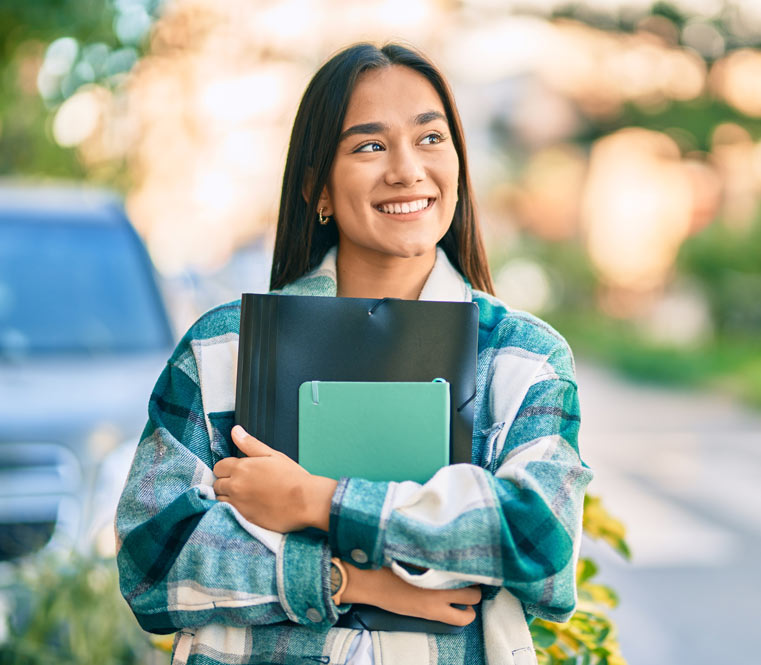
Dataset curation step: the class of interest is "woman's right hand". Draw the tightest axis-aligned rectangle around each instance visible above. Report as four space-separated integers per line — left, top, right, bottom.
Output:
341 562 481 627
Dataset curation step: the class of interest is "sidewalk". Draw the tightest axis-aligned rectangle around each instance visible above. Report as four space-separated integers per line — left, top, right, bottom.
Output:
576 361 761 664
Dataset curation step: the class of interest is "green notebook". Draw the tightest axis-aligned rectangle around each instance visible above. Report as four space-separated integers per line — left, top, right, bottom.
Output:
298 380 450 483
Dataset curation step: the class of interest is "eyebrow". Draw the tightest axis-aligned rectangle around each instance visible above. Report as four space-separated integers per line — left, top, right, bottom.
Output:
338 110 447 143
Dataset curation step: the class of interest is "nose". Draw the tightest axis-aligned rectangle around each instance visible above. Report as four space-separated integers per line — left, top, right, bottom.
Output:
384 143 425 187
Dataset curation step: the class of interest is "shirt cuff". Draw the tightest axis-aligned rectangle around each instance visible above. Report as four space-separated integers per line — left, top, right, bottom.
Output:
276 530 338 627
328 477 390 569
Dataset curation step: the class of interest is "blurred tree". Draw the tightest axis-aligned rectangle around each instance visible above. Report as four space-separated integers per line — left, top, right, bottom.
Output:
679 213 761 335
0 0 159 177
0 1 109 176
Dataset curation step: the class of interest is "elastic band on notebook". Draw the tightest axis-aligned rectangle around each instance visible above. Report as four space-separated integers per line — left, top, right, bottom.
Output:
311 381 319 405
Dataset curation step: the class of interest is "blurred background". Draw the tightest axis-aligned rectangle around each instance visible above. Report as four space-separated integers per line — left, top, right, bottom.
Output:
1 0 759 663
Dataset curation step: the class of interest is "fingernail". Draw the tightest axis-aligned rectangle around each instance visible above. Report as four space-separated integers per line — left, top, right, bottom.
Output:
232 425 244 438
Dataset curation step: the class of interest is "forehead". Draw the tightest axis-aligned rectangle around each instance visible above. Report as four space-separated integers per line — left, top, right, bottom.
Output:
343 65 447 126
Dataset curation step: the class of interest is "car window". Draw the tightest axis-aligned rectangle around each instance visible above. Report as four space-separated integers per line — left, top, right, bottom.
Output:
0 217 172 355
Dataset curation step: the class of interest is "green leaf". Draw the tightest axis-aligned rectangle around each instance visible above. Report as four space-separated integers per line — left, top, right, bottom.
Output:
612 537 632 560
579 582 620 609
577 558 599 585
530 623 559 648
583 495 632 561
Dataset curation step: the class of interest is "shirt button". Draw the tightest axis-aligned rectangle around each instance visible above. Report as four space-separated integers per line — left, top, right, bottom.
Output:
351 549 368 564
306 608 322 623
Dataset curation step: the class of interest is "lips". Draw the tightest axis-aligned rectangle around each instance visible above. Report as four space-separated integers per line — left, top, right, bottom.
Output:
375 198 433 214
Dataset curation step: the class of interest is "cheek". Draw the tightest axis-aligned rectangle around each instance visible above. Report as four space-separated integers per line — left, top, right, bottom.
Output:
434 151 459 196
447 153 460 187
330 166 372 216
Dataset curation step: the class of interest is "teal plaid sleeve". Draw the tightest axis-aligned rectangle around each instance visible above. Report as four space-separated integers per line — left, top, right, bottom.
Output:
115 323 340 634
486 368 588 620
328 307 592 622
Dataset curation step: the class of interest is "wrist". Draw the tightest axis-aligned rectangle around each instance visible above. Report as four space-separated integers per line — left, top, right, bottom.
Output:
340 561 372 605
304 474 338 531
330 557 349 605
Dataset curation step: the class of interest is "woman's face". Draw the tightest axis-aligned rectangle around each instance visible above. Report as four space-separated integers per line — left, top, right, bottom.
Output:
322 65 460 262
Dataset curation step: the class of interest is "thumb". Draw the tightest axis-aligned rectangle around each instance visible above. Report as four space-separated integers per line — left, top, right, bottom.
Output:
231 425 274 457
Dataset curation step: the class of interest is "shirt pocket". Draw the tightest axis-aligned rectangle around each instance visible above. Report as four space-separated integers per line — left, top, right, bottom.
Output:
207 410 236 465
512 646 538 665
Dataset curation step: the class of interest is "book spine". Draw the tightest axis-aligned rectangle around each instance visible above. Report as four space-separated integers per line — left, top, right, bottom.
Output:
253 295 265 442
235 295 253 431
262 296 279 451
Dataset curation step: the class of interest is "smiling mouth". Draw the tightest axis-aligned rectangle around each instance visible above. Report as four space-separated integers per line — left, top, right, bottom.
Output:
375 198 434 215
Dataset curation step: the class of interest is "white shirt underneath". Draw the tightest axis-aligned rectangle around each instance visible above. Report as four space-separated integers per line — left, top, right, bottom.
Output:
335 245 468 665
345 631 374 664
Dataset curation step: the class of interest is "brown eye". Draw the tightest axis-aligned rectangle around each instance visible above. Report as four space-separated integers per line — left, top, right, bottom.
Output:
420 133 444 145
355 141 384 153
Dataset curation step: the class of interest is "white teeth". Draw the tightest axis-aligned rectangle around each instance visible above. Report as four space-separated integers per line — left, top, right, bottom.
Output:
378 198 430 214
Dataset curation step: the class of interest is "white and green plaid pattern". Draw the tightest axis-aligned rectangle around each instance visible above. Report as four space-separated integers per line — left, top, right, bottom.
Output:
115 247 592 664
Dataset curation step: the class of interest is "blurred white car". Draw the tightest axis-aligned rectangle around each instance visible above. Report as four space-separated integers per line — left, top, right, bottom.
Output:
0 185 175 560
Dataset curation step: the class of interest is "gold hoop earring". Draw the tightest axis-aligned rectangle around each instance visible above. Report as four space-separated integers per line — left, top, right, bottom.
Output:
318 207 330 226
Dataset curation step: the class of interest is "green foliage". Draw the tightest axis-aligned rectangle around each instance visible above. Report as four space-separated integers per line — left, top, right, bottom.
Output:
574 97 761 151
0 0 160 178
651 2 686 28
0 553 168 665
504 198 761 334
581 496 631 562
495 206 761 409
533 608 626 665
531 494 631 665
0 1 111 177
678 215 761 335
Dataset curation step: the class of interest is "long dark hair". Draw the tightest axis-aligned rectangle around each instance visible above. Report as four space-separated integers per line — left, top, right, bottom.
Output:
269 42 494 294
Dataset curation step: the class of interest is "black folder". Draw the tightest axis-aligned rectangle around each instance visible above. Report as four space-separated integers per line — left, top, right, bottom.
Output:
235 293 479 466
234 293 480 634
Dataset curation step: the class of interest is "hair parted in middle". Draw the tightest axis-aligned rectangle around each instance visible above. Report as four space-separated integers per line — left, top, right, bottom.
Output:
270 42 494 295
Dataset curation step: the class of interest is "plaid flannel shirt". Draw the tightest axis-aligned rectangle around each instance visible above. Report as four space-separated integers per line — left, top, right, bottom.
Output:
115 247 592 665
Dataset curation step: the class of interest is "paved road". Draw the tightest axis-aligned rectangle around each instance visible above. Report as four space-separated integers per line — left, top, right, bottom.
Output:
576 362 761 665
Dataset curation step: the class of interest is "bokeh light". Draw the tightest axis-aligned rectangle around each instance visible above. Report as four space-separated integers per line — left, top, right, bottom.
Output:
10 0 761 317
52 87 105 147
494 258 554 313
710 49 761 117
581 128 694 294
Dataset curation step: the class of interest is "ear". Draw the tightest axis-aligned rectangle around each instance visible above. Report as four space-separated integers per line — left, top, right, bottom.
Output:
302 168 333 215
317 187 332 216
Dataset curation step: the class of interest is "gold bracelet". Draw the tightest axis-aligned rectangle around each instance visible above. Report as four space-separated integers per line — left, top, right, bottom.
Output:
330 557 349 606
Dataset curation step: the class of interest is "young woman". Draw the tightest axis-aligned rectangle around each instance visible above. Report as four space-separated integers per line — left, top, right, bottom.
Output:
116 43 592 665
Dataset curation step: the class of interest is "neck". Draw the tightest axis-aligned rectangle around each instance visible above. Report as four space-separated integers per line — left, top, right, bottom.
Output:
335 244 436 300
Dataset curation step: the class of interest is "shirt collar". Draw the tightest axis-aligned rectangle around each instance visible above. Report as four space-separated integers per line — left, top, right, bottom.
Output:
284 246 471 303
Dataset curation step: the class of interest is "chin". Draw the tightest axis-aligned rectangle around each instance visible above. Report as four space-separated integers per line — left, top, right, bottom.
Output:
384 241 437 259
382 231 446 258
342 228 444 261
